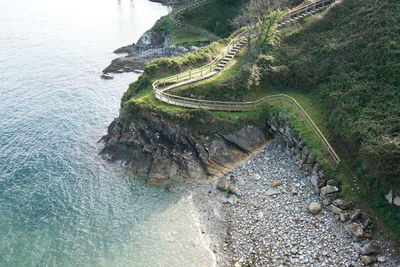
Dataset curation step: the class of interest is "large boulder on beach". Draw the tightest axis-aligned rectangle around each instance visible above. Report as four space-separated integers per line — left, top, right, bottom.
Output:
217 176 231 191
354 241 380 255
308 202 322 214
345 223 364 240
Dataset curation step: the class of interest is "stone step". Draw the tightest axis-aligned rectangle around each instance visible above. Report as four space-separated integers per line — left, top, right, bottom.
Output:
214 67 223 72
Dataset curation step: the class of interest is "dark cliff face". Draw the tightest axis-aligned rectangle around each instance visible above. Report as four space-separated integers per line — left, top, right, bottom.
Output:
148 0 169 4
99 110 268 184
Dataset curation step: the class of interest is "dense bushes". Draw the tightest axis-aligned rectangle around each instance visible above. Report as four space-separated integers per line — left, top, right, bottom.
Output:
273 0 400 189
121 38 226 106
217 62 262 91
178 0 245 37
145 41 224 76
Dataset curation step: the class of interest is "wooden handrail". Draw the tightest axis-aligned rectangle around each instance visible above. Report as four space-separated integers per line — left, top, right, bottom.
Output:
170 0 220 40
149 0 340 165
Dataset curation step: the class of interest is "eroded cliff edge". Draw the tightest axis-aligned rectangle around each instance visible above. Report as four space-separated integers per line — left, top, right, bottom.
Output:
99 109 268 184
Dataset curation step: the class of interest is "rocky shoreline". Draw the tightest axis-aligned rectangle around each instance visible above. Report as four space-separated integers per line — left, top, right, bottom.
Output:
99 1 399 264
100 105 400 265
99 109 268 184
102 30 198 76
189 140 400 266
101 108 400 265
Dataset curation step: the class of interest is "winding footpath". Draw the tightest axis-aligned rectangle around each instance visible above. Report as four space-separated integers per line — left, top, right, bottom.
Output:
154 0 341 165
150 2 400 265
154 0 336 110
170 0 220 40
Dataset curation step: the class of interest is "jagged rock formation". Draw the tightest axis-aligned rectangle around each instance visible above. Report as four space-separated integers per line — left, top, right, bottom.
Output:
103 31 196 74
99 109 267 184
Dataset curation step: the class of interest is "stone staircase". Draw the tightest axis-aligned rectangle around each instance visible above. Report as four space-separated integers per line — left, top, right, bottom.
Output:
214 39 248 72
149 0 340 164
153 0 337 107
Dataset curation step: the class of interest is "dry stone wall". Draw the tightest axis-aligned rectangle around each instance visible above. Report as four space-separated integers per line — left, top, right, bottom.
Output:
265 112 387 265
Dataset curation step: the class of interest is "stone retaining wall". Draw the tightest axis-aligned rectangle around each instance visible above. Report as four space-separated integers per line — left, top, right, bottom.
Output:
266 112 322 178
265 112 385 265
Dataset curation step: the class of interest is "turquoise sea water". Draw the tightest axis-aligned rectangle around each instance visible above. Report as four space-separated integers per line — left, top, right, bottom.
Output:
0 0 214 266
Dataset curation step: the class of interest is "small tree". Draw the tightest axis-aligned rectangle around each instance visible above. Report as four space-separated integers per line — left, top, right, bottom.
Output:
256 10 284 53
232 0 286 53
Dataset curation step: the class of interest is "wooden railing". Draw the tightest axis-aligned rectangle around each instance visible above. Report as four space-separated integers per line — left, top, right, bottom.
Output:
170 0 220 40
153 30 247 90
155 0 335 94
283 0 335 20
151 0 340 165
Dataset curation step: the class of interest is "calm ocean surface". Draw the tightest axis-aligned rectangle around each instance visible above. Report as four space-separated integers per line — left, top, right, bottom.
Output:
0 0 214 266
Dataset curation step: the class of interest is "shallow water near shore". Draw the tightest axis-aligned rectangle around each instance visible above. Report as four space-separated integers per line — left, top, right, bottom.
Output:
0 0 214 265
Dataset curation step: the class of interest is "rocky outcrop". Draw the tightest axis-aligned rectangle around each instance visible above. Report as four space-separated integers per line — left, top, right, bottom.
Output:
113 43 135 54
99 110 267 184
103 30 198 74
149 0 192 5
148 0 169 4
263 111 396 264
385 190 400 207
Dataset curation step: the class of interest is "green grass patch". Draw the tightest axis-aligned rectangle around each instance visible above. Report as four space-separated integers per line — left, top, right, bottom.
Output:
270 0 400 244
178 0 245 38
151 14 213 47
119 0 400 246
169 28 211 46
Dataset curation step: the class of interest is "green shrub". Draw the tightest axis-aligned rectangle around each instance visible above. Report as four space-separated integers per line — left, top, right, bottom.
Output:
178 0 245 37
217 62 262 91
144 41 225 77
361 135 400 190
274 0 400 188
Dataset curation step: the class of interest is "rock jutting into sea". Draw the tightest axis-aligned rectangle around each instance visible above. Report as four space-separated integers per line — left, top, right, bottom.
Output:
103 30 198 74
99 109 268 184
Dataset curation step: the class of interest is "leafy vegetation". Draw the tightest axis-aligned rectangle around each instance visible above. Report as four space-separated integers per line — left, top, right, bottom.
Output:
121 40 226 102
265 0 400 242
120 0 400 244
151 16 212 47
178 0 245 37
273 0 400 190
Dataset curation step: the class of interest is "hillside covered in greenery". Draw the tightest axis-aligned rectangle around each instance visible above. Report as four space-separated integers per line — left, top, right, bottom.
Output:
177 0 244 37
273 0 400 190
119 0 400 242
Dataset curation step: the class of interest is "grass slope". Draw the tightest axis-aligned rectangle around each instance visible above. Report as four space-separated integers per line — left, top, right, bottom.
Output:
270 0 400 242
178 0 245 38
120 0 400 245
275 0 400 189
151 16 213 47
